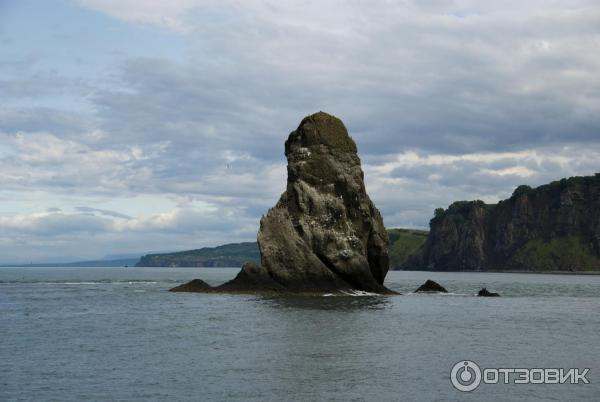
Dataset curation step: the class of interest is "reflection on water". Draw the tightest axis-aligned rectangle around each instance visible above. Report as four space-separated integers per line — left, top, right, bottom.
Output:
260 294 392 311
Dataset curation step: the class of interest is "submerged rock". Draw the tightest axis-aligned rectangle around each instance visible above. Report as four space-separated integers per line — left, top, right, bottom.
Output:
414 279 447 293
170 263 284 294
170 279 212 292
215 262 285 293
478 287 500 297
170 112 394 295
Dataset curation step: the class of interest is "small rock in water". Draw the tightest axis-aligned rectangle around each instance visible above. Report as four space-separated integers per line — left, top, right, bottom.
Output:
414 279 447 293
478 287 500 297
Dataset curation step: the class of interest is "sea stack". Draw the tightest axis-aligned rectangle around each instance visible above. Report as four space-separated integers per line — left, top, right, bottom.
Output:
170 112 394 294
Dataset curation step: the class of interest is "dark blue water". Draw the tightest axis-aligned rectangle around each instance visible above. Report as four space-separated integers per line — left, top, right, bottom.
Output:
1 268 599 401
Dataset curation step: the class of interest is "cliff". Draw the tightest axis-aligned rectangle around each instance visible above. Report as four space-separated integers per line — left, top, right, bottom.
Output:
406 174 600 271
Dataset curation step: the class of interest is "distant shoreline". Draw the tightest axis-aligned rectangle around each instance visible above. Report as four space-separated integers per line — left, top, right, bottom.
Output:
2 265 598 275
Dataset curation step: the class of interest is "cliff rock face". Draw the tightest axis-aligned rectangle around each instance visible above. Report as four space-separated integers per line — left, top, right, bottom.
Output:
171 112 392 293
407 175 600 271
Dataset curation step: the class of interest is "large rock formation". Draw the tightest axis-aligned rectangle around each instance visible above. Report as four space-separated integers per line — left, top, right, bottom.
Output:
404 174 600 271
171 112 393 294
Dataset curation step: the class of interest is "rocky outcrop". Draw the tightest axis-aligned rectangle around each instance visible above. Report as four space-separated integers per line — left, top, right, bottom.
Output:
478 288 500 297
414 279 447 293
405 174 600 271
170 263 285 294
170 279 212 292
215 262 285 293
171 112 394 294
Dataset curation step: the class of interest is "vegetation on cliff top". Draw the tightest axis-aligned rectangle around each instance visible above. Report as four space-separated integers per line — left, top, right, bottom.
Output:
387 229 428 269
514 236 600 271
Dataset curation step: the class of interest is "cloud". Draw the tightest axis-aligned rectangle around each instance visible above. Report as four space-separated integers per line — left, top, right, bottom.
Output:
363 144 600 228
0 205 258 263
75 0 217 31
2 0 600 261
75 206 133 219
0 211 113 236
83 1 600 156
0 131 170 195
0 107 94 137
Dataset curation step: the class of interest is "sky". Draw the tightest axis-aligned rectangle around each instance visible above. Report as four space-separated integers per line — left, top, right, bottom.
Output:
1 0 599 263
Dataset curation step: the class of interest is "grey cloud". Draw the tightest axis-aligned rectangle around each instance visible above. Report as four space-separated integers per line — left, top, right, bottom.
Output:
0 205 259 263
0 107 94 136
0 74 81 99
0 213 113 236
85 3 600 165
367 145 600 230
75 206 133 219
2 1 600 261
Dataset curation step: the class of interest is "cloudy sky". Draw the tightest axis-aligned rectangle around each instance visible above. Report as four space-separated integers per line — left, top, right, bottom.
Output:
1 0 599 263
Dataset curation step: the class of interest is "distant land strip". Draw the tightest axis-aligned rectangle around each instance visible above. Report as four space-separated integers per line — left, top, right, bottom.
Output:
134 229 428 269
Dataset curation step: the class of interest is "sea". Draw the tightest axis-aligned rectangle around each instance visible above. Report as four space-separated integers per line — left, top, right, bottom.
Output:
1 267 599 401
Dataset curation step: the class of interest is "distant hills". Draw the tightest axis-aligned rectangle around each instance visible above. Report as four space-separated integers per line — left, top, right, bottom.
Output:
405 173 600 271
136 242 261 268
135 229 428 269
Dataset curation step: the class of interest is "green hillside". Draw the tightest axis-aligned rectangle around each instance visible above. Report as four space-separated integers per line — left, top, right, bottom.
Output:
387 228 429 269
136 242 260 267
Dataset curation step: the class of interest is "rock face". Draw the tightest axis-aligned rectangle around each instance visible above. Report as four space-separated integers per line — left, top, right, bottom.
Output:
216 262 285 293
404 174 600 271
170 112 393 294
414 279 447 293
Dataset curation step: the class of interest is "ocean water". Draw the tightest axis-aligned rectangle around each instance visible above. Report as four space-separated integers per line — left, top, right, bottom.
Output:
1 268 599 402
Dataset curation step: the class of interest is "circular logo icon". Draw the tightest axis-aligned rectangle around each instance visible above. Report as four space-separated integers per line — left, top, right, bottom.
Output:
450 360 482 392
